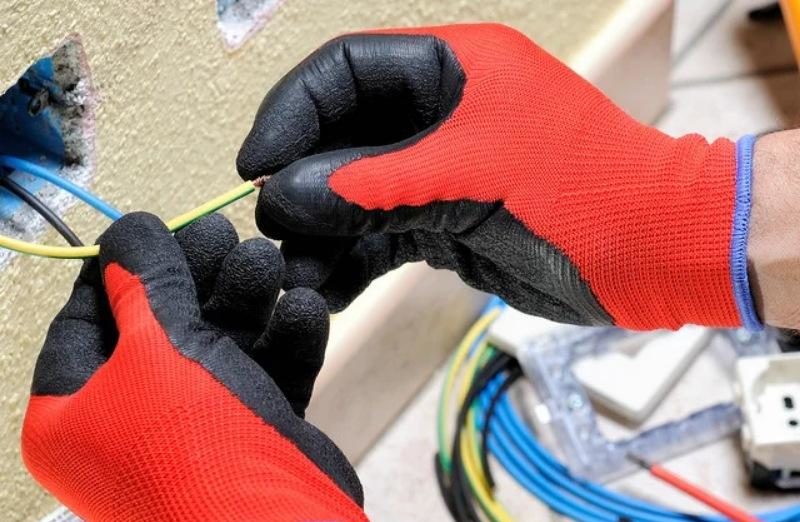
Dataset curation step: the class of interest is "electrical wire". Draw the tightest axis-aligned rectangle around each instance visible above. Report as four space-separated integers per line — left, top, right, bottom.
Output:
455 348 513 522
445 347 514 522
459 344 495 493
628 454 761 522
0 179 256 259
480 336 800 520
0 156 123 220
442 302 800 522
437 305 503 472
436 302 518 522
479 365 521 490
0 175 83 246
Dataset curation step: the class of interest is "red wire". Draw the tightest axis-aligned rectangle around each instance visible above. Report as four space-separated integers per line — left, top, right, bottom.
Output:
648 464 762 522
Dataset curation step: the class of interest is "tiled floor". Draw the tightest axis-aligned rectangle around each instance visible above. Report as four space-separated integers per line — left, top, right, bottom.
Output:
356 1 800 520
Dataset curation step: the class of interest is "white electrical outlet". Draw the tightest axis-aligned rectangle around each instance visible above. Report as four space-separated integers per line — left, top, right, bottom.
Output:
736 352 800 489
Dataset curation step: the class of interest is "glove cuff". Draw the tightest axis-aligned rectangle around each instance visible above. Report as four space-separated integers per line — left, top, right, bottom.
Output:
731 135 763 331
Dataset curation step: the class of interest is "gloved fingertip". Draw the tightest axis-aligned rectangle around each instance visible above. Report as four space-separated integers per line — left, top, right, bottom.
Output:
98 212 199 328
257 151 373 237
175 213 240 302
204 238 284 329
213 238 285 300
283 257 328 291
98 212 173 273
175 213 239 246
258 287 329 418
255 190 296 240
272 287 329 339
236 76 320 180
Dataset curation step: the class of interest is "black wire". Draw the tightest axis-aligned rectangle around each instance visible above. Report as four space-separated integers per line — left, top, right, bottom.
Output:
0 175 84 246
445 352 508 522
450 446 480 522
445 351 516 522
479 363 522 490
435 453 458 519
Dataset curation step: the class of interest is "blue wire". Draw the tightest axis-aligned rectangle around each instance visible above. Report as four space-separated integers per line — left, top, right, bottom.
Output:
483 386 687 520
474 363 800 521
478 376 618 522
483 390 697 521
467 300 800 521
0 155 123 220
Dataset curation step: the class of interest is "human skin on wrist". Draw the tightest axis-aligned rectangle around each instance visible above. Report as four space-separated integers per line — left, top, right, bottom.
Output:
748 129 800 328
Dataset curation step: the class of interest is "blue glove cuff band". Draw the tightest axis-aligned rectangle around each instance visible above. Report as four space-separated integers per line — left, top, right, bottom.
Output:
732 135 763 331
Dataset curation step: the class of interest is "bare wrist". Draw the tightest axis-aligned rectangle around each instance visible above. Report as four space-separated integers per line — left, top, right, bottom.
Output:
748 130 800 328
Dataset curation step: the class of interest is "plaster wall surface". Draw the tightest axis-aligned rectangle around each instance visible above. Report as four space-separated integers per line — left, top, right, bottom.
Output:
0 1 624 519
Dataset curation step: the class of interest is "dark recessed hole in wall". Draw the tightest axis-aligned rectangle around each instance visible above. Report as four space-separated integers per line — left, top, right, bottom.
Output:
0 36 97 264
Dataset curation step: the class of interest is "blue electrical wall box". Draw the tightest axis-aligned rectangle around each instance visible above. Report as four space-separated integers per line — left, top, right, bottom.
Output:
0 56 67 219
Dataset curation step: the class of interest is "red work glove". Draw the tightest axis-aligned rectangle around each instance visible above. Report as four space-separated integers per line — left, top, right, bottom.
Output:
237 23 760 331
22 213 366 522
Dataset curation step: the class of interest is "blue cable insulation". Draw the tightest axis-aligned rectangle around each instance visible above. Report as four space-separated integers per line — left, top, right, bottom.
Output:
0 156 123 220
492 395 800 521
466 300 800 521
476 376 617 522
481 384 685 520
489 425 613 522
476 379 800 521
481 388 698 522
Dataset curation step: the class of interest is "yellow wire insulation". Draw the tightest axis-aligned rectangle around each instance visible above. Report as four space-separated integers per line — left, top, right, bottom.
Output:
439 308 502 470
458 341 514 522
459 344 493 494
460 427 514 522
0 181 256 259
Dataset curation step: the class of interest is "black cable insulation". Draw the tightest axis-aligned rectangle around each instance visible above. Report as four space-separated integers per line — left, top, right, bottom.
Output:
0 175 84 246
446 352 514 521
435 453 458 520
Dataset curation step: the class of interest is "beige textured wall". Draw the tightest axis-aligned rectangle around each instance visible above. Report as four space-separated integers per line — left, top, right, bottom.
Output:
0 0 624 519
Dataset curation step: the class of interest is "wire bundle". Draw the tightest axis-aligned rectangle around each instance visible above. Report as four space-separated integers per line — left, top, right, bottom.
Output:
438 300 800 522
436 300 518 522
0 156 256 258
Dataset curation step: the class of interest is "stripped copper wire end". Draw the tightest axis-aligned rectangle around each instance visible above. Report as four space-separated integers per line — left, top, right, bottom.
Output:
253 176 269 188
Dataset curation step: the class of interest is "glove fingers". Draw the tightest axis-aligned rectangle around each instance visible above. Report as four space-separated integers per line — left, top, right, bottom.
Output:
280 236 358 291
283 233 424 312
236 33 461 180
174 213 239 304
253 288 329 418
203 238 284 350
98 212 201 335
30 259 116 396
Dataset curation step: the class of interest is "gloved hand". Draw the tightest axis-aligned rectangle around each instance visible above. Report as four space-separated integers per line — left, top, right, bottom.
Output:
22 213 366 522
237 23 761 331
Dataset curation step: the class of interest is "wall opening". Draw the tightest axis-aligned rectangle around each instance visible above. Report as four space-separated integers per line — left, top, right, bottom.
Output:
217 0 283 49
0 36 97 265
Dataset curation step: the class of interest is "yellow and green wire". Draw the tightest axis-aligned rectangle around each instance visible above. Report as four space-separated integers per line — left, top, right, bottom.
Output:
0 181 256 259
437 306 515 522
